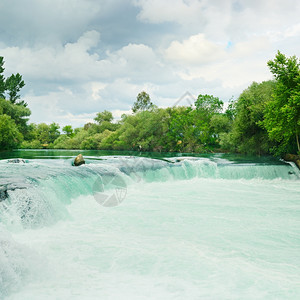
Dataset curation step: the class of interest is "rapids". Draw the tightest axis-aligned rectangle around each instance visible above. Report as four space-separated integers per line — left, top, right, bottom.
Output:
0 151 299 299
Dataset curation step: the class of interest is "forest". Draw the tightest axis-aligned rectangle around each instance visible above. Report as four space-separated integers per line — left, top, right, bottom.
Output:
0 51 299 157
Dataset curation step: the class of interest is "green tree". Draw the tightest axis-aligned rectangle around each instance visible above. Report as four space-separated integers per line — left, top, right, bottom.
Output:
0 57 29 146
20 139 42 149
0 57 26 104
0 97 31 136
94 110 113 124
210 114 232 135
222 81 275 155
0 114 23 149
49 123 60 143
35 123 51 144
190 94 225 150
132 91 154 113
52 135 69 149
62 125 73 137
263 51 300 154
5 73 25 104
195 94 223 115
225 97 236 120
112 108 170 151
33 122 60 145
80 133 104 149
167 106 196 152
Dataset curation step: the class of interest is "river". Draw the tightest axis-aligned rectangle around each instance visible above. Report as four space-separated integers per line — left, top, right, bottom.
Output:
0 150 299 299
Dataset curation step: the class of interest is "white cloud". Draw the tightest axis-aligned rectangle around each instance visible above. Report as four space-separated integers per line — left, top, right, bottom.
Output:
134 0 300 43
115 43 157 67
267 23 300 42
105 43 164 81
1 30 101 82
165 34 225 65
89 82 108 101
165 34 272 91
231 37 271 57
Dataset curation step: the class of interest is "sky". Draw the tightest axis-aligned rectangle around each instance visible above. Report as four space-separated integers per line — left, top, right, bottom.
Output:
0 0 299 128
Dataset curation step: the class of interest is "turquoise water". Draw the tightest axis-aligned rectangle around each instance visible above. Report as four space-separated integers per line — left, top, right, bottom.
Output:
0 150 299 299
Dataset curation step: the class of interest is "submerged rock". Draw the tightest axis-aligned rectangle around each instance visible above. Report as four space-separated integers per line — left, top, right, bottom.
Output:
0 186 8 202
74 154 85 166
0 184 27 202
7 158 26 164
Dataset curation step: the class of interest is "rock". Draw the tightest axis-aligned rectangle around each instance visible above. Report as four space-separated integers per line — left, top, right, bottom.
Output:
74 154 85 166
7 158 26 163
284 154 300 170
0 186 8 202
0 184 27 202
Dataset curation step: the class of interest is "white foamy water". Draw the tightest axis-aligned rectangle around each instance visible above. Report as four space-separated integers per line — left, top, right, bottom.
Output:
0 155 299 299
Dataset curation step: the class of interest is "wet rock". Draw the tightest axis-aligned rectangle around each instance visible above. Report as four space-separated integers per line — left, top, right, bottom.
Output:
284 154 300 170
0 186 8 202
74 154 85 166
7 158 26 163
0 184 27 202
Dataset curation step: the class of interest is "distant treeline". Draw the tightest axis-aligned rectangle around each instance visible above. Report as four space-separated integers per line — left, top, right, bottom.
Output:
0 51 299 156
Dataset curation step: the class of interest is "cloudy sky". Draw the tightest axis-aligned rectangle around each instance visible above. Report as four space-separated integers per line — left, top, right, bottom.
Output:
1 0 299 127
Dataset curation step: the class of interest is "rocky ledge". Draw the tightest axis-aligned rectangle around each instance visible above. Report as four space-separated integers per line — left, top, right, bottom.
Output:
284 154 300 170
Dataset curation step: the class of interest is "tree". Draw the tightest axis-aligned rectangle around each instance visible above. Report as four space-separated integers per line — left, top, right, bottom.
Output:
0 56 30 150
35 123 51 144
263 51 300 154
94 110 113 124
62 125 74 136
33 122 60 145
0 97 31 136
210 114 232 135
221 81 275 155
167 106 196 152
132 91 154 113
0 56 26 106
5 73 25 104
49 122 60 143
225 97 236 120
0 114 23 149
195 94 223 115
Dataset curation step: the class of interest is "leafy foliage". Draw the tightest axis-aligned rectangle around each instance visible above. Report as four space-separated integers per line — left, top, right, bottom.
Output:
132 91 154 113
220 81 276 155
195 94 223 114
263 51 300 154
20 122 60 148
0 57 26 105
0 98 31 135
5 73 25 104
0 57 28 150
62 125 74 137
0 114 23 149
94 110 113 124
